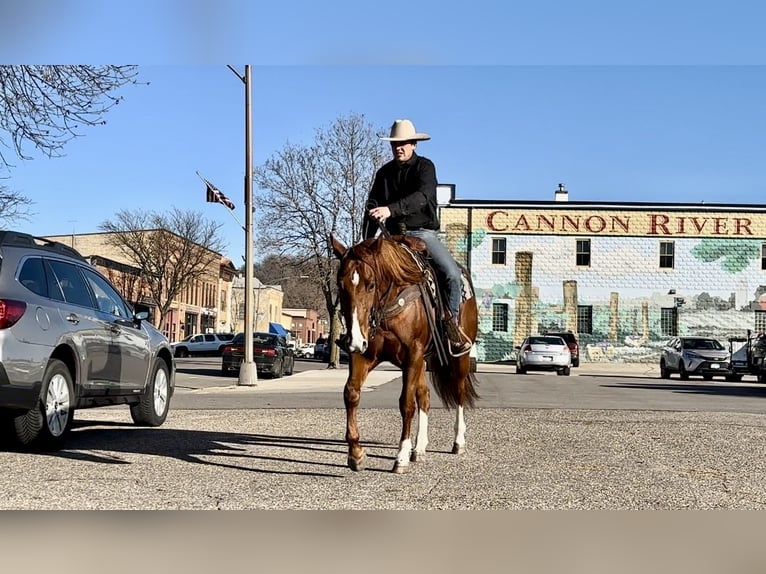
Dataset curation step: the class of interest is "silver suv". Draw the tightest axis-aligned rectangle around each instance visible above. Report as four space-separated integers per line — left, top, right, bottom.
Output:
0 231 175 450
660 336 731 380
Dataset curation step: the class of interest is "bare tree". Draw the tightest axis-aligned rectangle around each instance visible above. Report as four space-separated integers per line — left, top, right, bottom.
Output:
0 65 140 173
0 65 140 226
100 208 227 331
0 183 33 225
253 255 324 310
253 113 388 365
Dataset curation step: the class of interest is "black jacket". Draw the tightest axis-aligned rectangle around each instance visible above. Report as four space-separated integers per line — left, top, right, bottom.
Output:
363 152 440 239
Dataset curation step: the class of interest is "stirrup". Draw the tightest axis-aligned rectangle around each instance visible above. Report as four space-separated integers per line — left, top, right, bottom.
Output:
448 339 472 358
445 319 471 357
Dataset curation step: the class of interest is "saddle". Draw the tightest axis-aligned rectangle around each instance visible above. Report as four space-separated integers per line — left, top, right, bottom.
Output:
393 235 471 366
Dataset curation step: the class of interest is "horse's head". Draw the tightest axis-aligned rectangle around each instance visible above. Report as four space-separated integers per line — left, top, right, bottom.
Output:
331 234 379 354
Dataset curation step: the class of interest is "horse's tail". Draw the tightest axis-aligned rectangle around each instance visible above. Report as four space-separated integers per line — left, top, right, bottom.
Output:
429 363 479 409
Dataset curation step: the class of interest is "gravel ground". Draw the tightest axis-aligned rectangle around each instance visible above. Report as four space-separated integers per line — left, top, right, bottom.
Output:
2 406 765 510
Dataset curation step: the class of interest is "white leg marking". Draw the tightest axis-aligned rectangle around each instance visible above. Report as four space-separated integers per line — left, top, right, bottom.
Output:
414 409 429 455
348 307 366 352
453 406 466 448
396 438 412 467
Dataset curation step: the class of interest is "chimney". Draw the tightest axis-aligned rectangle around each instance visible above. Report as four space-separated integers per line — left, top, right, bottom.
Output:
554 183 569 202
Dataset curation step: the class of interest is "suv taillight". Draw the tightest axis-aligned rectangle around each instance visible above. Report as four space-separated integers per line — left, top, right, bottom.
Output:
521 344 532 353
0 299 27 329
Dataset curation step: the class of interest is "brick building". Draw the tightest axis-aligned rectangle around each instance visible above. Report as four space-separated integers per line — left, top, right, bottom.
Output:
438 185 766 364
283 308 321 346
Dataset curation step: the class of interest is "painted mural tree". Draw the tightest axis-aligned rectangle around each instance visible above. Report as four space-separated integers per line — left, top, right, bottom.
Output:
253 113 388 365
100 208 226 331
690 239 761 273
0 65 140 225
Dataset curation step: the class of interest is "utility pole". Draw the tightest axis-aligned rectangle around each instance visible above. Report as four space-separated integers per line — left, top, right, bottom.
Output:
229 64 257 386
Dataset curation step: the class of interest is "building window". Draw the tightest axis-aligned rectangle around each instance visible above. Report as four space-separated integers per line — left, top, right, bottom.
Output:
660 241 675 269
755 311 766 333
762 244 766 270
576 239 591 267
660 307 678 336
577 305 593 334
492 303 508 332
491 238 506 265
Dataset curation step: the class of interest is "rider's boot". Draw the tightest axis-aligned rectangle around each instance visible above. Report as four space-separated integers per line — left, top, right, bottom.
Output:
335 333 351 352
445 316 471 356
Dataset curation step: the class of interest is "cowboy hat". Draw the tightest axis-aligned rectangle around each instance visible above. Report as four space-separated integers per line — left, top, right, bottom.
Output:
380 119 431 142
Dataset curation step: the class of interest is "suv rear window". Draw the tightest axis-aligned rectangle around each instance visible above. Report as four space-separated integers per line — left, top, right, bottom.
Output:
231 332 277 345
546 331 576 345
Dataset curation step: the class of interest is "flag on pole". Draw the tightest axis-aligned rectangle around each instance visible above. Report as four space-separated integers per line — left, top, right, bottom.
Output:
203 177 235 210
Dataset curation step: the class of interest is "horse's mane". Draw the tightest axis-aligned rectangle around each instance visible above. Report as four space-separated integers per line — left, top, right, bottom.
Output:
348 236 424 286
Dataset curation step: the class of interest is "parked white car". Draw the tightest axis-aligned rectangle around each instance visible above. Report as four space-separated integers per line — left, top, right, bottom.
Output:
171 333 235 357
515 335 572 376
296 343 316 359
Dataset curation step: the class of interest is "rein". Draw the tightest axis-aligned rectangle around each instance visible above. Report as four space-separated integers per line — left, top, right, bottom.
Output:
347 222 450 367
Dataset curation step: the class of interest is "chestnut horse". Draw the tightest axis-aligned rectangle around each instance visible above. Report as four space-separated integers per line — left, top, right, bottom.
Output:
331 234 479 473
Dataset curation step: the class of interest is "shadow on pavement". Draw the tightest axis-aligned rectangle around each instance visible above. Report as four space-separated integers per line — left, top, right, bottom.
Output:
18 421 393 477
603 381 766 398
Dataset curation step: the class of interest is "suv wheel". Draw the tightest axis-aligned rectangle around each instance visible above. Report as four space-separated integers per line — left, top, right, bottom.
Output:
130 359 170 426
11 359 74 450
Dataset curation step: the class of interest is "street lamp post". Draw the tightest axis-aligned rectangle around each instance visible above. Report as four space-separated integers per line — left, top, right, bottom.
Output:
229 64 257 387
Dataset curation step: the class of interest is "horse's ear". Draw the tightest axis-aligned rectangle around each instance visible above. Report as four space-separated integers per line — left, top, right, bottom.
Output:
330 234 348 260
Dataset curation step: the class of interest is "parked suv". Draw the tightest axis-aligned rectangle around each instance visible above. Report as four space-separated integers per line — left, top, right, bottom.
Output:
660 336 731 380
171 332 234 357
543 330 580 367
0 231 175 450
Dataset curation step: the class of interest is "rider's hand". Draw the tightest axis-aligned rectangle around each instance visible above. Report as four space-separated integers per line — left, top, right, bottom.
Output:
369 206 391 223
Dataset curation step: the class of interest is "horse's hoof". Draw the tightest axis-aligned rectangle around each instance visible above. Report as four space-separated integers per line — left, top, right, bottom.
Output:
451 443 465 455
392 462 408 474
348 453 366 471
410 450 425 463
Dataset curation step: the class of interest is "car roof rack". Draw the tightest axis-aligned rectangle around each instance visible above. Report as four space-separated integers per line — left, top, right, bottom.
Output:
0 230 86 261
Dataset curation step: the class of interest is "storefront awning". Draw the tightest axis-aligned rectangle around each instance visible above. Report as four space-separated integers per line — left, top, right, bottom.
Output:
269 322 289 338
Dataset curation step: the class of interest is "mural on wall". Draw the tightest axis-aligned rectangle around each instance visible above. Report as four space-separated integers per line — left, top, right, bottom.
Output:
439 206 766 364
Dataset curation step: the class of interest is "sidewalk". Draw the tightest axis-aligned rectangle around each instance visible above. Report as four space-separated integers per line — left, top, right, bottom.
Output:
184 360 660 394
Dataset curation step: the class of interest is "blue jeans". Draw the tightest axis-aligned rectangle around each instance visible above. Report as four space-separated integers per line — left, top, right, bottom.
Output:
406 228 462 319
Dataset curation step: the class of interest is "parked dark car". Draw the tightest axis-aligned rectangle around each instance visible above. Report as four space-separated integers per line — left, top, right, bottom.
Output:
660 336 731 380
543 330 579 367
221 332 295 378
321 341 349 363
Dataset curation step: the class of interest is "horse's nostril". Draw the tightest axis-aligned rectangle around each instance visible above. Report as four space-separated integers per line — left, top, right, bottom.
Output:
361 341 368 353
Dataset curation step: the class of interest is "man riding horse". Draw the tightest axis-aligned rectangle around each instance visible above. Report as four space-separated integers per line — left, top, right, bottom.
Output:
362 118 471 356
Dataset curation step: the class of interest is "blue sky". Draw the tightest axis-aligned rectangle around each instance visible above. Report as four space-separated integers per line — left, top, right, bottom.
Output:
4 2 766 263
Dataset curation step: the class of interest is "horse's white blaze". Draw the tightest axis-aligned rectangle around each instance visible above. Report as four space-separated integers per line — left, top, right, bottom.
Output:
396 438 412 466
453 406 466 448
351 270 360 286
348 307 366 352
414 409 428 455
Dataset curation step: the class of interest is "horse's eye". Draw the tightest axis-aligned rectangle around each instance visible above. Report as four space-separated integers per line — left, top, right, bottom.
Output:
366 282 375 292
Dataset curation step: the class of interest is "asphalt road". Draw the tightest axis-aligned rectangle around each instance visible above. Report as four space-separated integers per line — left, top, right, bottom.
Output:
1 357 765 509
